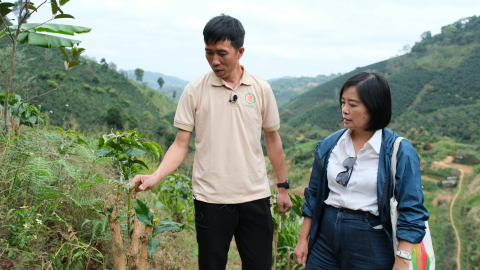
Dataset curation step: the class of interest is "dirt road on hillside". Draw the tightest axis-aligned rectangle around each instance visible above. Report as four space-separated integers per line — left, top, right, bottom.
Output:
433 156 473 270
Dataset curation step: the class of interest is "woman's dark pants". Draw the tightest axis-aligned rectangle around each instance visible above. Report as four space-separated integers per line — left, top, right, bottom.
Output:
194 197 273 270
306 205 395 270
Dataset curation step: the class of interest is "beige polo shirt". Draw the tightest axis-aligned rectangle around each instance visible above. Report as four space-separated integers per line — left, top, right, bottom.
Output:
174 67 280 204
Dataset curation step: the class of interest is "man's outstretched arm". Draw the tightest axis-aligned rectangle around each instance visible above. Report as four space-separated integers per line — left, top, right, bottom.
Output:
131 129 192 198
264 130 292 215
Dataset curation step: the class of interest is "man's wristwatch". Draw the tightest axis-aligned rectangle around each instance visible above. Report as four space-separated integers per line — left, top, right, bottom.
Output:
277 179 290 189
396 250 412 261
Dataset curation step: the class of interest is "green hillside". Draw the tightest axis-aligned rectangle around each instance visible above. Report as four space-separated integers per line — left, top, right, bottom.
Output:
281 15 480 144
0 40 177 137
269 73 341 106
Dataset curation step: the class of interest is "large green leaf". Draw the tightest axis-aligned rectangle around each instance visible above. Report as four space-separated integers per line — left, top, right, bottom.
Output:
96 148 112 158
20 23 92 36
146 234 161 259
0 3 15 16
134 199 153 226
143 141 163 159
122 148 147 158
17 32 82 48
120 138 145 150
132 160 149 170
59 0 71 6
153 219 182 236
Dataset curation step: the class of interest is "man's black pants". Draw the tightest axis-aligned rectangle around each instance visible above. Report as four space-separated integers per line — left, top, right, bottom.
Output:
194 197 273 270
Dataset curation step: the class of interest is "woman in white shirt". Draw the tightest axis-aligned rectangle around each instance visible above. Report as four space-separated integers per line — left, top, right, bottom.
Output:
294 70 429 269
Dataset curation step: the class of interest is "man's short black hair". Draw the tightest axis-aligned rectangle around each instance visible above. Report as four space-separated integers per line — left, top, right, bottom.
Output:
339 70 392 131
203 14 245 51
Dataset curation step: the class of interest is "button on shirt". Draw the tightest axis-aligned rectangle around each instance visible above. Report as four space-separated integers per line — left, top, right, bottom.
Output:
324 129 383 215
173 67 280 204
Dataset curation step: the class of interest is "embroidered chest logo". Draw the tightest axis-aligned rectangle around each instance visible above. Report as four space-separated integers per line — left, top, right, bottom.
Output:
245 93 256 108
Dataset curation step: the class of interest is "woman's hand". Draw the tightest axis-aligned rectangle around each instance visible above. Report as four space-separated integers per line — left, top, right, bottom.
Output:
392 256 410 270
294 238 309 267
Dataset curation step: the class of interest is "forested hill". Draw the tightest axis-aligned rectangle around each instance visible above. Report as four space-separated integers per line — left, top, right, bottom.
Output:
268 73 342 106
0 40 177 137
281 15 480 143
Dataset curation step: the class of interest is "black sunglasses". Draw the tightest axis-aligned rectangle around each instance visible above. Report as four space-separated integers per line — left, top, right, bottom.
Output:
336 157 356 187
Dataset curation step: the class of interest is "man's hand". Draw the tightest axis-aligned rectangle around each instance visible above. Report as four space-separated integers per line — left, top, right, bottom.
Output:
130 174 160 199
277 189 293 215
294 237 309 267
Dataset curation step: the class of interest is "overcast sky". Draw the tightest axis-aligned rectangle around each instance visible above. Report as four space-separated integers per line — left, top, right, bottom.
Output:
23 0 480 81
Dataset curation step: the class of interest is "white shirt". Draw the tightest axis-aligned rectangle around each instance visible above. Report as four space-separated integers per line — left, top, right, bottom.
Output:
324 129 383 216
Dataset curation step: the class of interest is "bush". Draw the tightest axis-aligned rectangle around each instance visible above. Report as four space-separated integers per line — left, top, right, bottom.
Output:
69 75 75 81
40 72 50 80
55 71 65 80
46 80 59 88
105 106 123 128
124 114 139 129
121 99 131 106
108 88 117 96
83 84 92 91
95 87 105 93
93 75 101 84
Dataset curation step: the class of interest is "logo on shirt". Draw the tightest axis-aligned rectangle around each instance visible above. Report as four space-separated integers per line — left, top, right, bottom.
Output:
245 93 256 106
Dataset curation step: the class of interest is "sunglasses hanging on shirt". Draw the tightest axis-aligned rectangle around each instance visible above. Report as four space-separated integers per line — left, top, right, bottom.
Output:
336 157 356 187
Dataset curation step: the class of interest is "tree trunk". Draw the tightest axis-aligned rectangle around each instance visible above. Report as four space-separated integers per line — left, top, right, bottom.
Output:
107 194 126 270
138 209 154 270
272 218 280 270
127 216 142 269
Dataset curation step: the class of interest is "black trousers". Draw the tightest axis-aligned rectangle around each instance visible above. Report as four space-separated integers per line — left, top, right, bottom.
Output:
194 197 273 270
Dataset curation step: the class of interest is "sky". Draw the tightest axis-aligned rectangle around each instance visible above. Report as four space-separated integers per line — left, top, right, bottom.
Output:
20 0 480 81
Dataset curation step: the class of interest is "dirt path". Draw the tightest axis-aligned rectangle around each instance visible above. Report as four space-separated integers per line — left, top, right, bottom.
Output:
449 170 464 270
434 156 473 270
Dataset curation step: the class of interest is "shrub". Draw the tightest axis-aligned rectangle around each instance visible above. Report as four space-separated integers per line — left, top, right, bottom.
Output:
95 87 105 93
124 114 139 129
83 84 92 91
40 71 51 79
93 75 101 84
46 80 59 88
108 88 117 96
55 71 66 80
69 75 75 81
121 99 131 106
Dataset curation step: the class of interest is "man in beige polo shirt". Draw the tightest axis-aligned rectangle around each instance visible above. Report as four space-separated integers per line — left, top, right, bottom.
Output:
131 14 292 270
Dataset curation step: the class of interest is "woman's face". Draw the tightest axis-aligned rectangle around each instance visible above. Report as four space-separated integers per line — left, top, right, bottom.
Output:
341 86 371 131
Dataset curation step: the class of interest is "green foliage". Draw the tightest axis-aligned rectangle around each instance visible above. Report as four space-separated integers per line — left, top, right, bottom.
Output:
165 132 176 148
105 106 123 128
134 68 144 82
271 190 306 269
40 71 51 79
69 75 75 81
46 79 59 88
0 126 113 268
121 99 131 106
95 86 105 94
156 172 193 227
0 91 45 129
270 73 342 106
0 39 177 139
92 75 101 84
55 71 65 80
82 83 91 90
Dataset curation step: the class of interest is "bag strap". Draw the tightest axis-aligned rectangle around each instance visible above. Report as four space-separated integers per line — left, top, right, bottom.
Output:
391 137 404 198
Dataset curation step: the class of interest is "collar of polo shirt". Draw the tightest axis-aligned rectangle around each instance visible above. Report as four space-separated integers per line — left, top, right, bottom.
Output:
210 65 253 87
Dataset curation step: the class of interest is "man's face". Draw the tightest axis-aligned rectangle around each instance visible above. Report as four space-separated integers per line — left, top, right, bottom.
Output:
205 40 244 79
